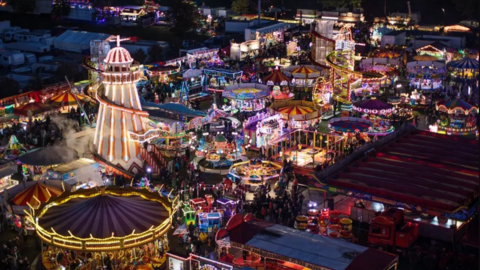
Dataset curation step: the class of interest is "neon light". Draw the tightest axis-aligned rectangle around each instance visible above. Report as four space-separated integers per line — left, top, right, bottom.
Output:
97 105 107 155
109 109 115 161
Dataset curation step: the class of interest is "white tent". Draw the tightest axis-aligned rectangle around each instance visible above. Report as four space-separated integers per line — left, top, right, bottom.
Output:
54 30 111 53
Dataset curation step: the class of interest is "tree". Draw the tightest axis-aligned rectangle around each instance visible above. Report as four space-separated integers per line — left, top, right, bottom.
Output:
231 0 249 15
319 0 362 10
51 0 71 19
0 77 21 99
7 0 36 13
147 45 163 63
54 62 85 82
454 0 478 19
132 48 148 64
26 75 44 91
166 0 201 34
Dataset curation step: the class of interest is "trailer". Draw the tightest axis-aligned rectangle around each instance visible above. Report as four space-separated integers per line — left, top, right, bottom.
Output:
3 42 50 53
0 50 25 66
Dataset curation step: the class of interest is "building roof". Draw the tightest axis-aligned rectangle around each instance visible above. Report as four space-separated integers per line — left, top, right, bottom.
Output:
228 221 397 270
247 21 283 30
54 30 111 53
324 131 478 215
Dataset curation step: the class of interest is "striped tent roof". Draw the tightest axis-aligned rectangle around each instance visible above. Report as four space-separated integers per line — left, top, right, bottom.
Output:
289 65 321 78
13 102 53 116
38 194 169 238
12 182 63 206
262 70 291 85
49 92 91 106
277 105 314 116
104 46 133 64
447 57 479 70
437 98 477 114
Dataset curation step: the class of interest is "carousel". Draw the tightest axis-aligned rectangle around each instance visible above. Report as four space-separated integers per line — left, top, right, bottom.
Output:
269 100 322 130
328 117 371 149
154 121 190 158
222 83 270 113
228 160 283 186
282 65 323 94
28 186 178 270
352 98 395 136
447 57 479 80
433 99 478 136
262 69 293 100
195 133 245 172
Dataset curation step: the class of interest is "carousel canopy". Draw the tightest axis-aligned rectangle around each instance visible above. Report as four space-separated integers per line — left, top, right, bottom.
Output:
223 83 270 100
12 182 63 206
270 100 321 121
328 117 372 133
413 55 440 61
283 65 321 79
262 70 291 85
13 102 53 116
352 98 393 114
18 146 78 166
447 57 479 70
437 98 478 114
37 193 170 238
49 91 91 106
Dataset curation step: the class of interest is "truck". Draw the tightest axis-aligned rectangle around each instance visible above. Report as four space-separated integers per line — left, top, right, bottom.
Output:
367 208 454 269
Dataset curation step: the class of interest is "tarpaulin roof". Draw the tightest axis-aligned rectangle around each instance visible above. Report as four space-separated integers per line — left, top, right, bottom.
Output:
54 30 111 53
38 194 169 238
18 146 78 166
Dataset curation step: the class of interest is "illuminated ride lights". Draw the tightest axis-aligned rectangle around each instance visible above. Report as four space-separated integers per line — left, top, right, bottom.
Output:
27 186 180 252
92 37 159 173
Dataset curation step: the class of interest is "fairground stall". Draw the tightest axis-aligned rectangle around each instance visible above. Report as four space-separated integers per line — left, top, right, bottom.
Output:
18 146 79 181
29 186 179 270
204 68 243 93
359 57 400 89
147 65 180 84
392 103 414 121
447 57 479 81
352 98 395 136
416 44 445 60
328 117 371 149
228 160 282 186
262 69 293 100
282 65 322 95
230 40 260 61
432 99 478 136
46 158 101 189
155 121 190 158
0 161 19 194
215 215 398 270
166 253 233 270
407 59 446 91
222 83 270 113
180 69 206 101
13 103 55 125
6 181 64 235
243 111 285 150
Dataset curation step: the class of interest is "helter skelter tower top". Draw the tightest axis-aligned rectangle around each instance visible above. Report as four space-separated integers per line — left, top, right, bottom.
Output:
93 36 158 173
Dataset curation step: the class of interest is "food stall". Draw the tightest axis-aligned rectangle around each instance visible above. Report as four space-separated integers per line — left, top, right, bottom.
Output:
180 69 206 100
352 98 395 136
230 40 260 61
147 65 180 84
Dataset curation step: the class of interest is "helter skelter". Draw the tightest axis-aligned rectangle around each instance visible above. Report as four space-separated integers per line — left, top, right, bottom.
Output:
93 36 159 174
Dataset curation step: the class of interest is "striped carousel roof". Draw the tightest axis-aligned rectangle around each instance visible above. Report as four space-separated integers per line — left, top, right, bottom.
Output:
447 57 479 70
104 46 133 64
38 194 170 238
231 88 262 94
49 92 91 106
262 70 291 84
290 65 320 78
12 182 63 206
437 98 477 113
277 105 314 116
